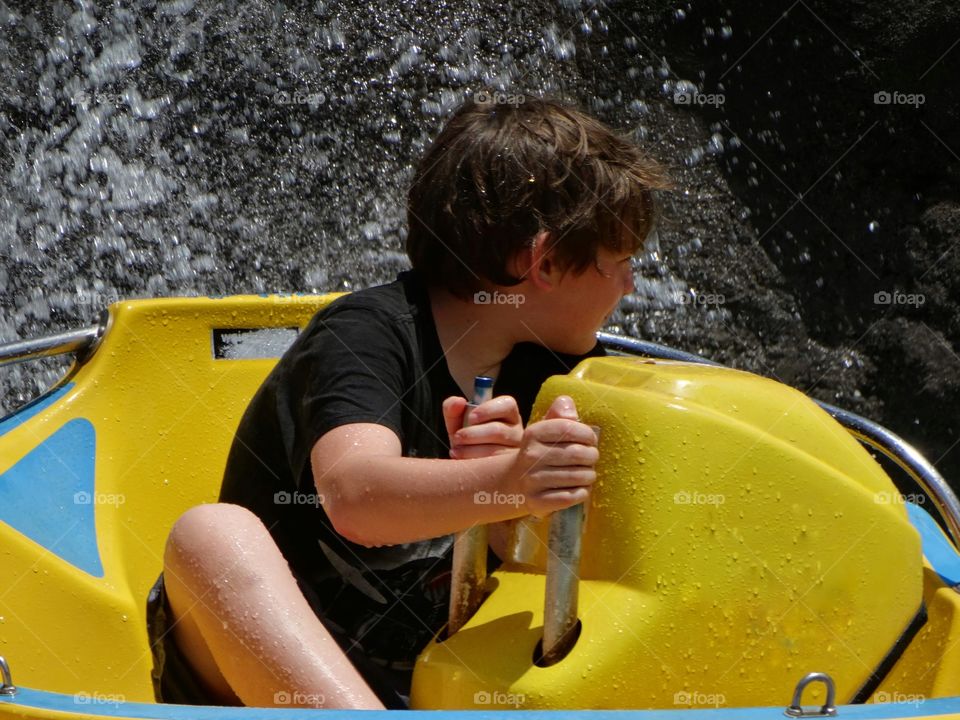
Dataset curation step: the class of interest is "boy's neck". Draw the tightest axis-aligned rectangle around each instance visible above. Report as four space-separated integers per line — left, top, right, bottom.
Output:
427 286 519 397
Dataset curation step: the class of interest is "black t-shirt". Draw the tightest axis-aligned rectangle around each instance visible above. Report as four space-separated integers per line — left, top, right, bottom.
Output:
218 269 604 665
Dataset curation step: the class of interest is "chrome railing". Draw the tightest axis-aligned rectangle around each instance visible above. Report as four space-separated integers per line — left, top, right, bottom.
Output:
0 326 101 368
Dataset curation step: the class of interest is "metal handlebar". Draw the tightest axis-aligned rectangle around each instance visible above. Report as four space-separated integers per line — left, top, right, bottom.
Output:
448 525 489 636
540 502 585 664
821 401 960 551
0 325 101 369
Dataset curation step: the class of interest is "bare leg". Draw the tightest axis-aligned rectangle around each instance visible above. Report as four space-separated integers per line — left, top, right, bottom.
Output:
162 503 384 709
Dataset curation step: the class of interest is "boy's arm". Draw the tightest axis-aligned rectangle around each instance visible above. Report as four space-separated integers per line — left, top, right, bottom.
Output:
310 396 597 548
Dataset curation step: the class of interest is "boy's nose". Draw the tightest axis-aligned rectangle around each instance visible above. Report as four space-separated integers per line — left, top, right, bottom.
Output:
623 269 635 295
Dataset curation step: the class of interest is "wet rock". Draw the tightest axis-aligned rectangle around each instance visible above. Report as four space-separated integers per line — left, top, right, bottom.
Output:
662 0 960 484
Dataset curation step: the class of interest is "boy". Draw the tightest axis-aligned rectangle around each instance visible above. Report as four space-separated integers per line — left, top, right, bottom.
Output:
147 95 669 708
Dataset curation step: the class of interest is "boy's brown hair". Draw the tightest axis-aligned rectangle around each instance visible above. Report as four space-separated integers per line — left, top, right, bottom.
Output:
406 94 671 299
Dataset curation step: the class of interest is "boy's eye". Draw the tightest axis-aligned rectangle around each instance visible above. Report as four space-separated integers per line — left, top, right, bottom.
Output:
595 252 642 278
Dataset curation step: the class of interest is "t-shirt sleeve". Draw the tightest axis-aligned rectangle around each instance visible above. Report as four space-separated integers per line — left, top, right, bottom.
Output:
274 302 410 489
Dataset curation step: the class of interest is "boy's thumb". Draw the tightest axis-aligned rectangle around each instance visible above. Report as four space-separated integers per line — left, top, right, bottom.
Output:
543 395 579 421
442 396 468 440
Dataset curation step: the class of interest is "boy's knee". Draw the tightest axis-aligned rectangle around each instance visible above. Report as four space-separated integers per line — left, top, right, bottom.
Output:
165 503 267 576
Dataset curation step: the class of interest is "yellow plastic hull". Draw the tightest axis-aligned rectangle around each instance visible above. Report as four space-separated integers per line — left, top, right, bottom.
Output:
0 295 958 720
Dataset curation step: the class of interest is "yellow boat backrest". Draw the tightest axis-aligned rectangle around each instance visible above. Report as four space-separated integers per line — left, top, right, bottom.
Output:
413 357 925 710
0 295 338 700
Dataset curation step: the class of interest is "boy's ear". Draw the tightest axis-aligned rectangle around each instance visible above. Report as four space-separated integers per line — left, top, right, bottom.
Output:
523 230 557 290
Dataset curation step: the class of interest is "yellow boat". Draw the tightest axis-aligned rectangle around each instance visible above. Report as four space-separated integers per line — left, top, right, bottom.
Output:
1 294 959 720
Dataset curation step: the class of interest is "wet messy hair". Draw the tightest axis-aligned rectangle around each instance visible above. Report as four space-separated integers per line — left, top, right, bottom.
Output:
405 94 671 299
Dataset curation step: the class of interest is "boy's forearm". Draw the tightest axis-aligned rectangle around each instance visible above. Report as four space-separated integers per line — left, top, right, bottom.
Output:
320 454 524 547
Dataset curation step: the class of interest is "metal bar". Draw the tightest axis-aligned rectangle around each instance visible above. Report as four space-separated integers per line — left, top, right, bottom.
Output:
823 402 960 550
597 331 724 366
0 326 100 369
448 379 495 636
0 655 15 697
540 502 584 665
448 524 489 636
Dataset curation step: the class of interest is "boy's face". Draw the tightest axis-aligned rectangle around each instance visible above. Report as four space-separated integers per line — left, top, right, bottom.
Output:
539 244 636 354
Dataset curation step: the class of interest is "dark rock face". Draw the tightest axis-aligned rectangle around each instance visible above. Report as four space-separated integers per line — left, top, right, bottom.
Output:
1 0 957 485
658 0 960 483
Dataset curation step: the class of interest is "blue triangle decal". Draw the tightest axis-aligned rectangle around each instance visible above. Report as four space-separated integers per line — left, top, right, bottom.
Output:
0 418 103 577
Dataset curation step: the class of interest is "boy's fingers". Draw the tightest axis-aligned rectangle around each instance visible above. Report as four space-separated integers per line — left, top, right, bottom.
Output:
540 444 599 468
442 396 468 440
450 444 519 460
526 418 598 446
530 487 591 516
533 467 597 487
454 421 523 447
470 396 522 427
543 395 579 422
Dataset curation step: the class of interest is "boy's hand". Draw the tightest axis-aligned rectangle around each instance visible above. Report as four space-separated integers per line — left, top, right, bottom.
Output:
505 395 598 517
442 395 523 460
